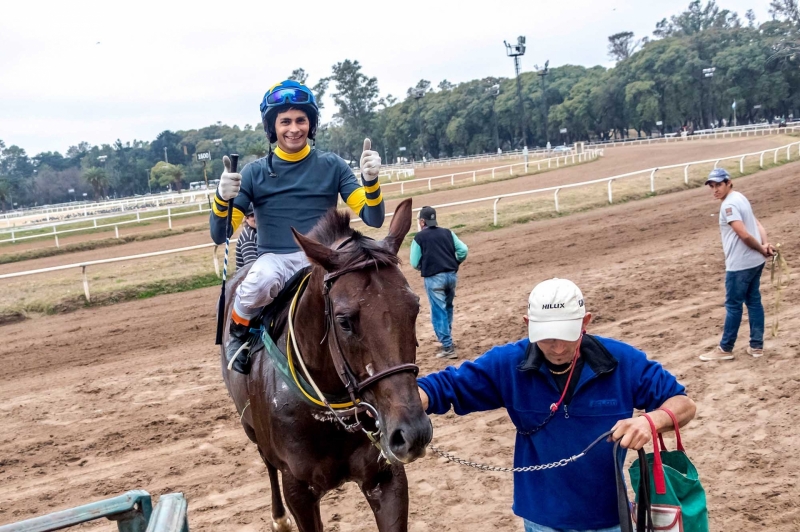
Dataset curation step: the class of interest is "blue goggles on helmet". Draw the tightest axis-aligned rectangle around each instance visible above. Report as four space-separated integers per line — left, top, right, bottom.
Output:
260 85 314 116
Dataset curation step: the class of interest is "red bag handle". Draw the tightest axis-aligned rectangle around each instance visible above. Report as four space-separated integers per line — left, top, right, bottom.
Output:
658 407 685 451
642 413 666 495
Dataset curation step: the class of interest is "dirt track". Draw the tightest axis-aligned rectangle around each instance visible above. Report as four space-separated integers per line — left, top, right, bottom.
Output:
1 142 799 531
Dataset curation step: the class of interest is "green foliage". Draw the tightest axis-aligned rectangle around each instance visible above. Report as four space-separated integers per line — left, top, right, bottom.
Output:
149 161 185 193
82 167 108 201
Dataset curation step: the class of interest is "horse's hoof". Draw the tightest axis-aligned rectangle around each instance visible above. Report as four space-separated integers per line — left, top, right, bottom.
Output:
272 515 293 532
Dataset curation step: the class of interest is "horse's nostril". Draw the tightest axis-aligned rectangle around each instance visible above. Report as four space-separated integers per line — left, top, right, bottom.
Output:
389 428 407 452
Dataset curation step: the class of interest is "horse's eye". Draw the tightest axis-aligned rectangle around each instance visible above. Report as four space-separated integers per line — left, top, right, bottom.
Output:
336 316 353 332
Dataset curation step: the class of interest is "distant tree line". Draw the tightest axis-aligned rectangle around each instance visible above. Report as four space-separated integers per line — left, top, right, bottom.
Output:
1 1 799 209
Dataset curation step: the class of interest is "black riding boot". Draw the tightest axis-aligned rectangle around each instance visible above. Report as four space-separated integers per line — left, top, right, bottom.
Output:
226 321 252 375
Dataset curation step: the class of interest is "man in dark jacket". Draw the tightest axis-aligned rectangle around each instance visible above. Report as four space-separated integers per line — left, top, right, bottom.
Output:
410 206 468 359
418 278 696 531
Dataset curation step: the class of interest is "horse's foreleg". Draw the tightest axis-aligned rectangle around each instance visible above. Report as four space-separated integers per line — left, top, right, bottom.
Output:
281 472 323 532
266 461 293 532
361 467 409 532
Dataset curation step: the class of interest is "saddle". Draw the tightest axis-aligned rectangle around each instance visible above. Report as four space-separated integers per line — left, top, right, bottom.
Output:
251 265 313 345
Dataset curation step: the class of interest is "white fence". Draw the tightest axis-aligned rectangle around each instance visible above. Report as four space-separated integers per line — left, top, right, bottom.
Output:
0 243 219 302
3 140 797 304
4 149 597 246
586 125 800 149
0 203 211 246
356 140 800 226
379 149 598 194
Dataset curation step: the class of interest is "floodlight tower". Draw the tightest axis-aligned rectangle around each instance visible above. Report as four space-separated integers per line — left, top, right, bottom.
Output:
504 36 529 148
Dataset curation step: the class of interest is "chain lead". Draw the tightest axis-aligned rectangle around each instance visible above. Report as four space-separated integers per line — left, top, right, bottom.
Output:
427 429 613 473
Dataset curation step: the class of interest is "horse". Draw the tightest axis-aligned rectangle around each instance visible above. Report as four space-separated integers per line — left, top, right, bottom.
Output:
221 198 432 532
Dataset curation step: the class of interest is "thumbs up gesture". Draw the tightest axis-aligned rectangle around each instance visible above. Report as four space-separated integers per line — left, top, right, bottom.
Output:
359 138 381 183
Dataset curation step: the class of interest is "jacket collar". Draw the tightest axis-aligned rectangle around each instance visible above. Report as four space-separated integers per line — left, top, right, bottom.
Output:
518 334 618 375
274 144 311 162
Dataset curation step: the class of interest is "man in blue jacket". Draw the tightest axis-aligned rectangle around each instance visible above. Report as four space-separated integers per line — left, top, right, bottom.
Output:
418 278 696 532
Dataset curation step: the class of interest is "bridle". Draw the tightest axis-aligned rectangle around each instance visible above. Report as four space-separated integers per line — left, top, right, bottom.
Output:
287 236 419 458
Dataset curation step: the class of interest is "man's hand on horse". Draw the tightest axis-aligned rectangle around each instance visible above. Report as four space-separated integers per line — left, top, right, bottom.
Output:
218 155 242 201
608 415 652 450
360 138 381 183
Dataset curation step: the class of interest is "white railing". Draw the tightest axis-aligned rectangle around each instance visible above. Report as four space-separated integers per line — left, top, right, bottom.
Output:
0 203 211 246
379 149 596 194
381 147 556 170
4 141 796 302
0 190 215 225
5 149 596 246
0 243 219 302
586 125 800 149
353 140 800 226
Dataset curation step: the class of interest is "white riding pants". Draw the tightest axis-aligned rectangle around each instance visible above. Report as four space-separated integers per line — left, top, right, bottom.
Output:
233 251 310 320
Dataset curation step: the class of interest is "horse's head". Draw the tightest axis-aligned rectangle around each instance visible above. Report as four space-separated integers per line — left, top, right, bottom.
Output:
292 198 432 464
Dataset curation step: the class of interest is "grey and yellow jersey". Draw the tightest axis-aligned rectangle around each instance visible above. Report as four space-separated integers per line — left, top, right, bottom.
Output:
210 145 385 254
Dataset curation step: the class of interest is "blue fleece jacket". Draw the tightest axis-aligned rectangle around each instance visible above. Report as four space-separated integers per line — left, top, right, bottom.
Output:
417 335 686 530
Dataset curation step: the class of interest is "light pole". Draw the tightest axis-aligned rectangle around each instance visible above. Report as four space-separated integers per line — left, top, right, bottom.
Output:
487 84 501 153
702 67 715 128
535 61 550 146
163 146 169 163
412 88 426 162
504 36 529 148
97 155 108 199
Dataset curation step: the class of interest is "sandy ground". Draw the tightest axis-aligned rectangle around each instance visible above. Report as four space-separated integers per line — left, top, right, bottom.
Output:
1 142 799 531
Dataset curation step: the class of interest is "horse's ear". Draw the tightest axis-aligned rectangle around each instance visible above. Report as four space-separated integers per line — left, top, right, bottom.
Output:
383 198 413 255
292 228 339 271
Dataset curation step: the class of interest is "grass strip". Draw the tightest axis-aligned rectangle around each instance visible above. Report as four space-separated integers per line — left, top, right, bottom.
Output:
0 224 207 265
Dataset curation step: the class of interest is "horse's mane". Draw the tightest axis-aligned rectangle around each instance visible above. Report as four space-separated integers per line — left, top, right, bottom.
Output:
306 208 399 270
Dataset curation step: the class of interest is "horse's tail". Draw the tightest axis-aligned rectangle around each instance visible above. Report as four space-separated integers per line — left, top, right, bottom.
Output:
266 460 293 531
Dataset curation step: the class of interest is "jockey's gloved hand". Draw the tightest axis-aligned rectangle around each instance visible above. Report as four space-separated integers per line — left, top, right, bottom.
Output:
217 155 242 201
359 138 381 183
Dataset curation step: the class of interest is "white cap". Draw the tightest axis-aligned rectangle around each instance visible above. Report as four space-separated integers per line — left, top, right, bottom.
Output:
527 278 586 343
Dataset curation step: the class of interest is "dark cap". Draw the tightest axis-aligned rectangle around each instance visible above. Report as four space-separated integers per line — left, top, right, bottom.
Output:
245 203 254 217
419 206 438 227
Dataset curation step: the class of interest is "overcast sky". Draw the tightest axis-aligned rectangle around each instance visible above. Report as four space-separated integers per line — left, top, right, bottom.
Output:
0 0 773 156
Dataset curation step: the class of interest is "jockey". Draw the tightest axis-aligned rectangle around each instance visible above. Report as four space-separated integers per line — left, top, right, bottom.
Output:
210 80 385 373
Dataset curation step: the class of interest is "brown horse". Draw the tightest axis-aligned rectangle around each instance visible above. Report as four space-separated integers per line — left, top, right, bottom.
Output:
221 198 432 532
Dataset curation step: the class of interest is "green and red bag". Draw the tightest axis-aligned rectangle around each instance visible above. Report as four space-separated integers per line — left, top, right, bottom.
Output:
616 408 709 532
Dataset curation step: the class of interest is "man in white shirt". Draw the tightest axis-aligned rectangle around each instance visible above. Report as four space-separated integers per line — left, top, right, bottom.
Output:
701 168 775 361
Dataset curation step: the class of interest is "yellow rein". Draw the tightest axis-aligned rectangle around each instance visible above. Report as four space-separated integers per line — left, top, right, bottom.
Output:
286 273 357 409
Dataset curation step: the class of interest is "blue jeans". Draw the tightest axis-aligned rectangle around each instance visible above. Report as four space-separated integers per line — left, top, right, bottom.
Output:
721 263 765 352
523 519 620 532
423 272 457 349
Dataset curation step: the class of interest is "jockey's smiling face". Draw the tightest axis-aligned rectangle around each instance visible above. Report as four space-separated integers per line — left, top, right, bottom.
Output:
275 108 310 153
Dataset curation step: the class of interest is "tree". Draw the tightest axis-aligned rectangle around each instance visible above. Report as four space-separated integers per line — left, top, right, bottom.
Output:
0 179 10 211
288 68 308 84
608 32 648 62
654 1 740 38
82 167 108 201
770 0 800 24
149 161 185 193
327 60 381 159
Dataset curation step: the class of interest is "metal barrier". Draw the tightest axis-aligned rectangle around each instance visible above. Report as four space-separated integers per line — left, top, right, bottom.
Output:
0 491 188 532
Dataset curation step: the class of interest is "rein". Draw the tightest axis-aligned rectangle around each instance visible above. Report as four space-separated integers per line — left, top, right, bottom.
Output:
284 237 419 459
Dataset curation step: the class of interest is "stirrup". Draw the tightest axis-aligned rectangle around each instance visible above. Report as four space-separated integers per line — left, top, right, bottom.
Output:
227 341 252 371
